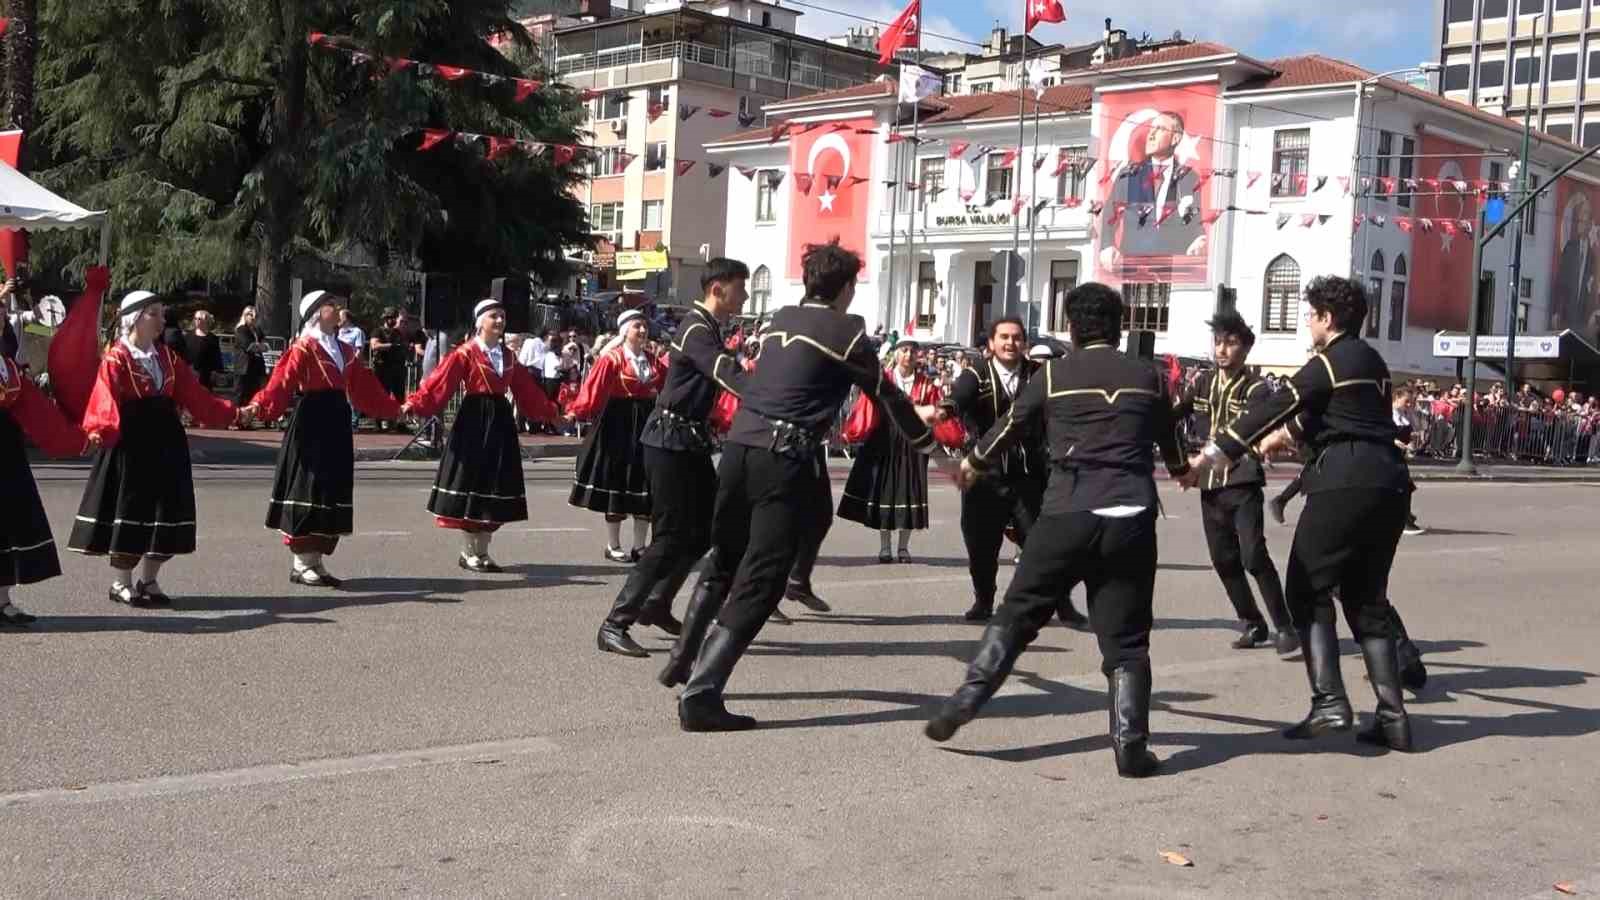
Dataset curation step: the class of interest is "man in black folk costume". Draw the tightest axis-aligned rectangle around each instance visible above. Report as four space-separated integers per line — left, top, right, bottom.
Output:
596 259 753 657
1186 275 1417 752
662 241 946 731
403 299 560 572
925 283 1192 778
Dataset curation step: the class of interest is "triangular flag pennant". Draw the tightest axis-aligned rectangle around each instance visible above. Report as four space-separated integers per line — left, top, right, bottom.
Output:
1373 215 1387 228
1088 201 1105 216
649 103 666 122
768 123 791 143
795 173 814 195
1318 214 1332 226
736 165 758 179
767 171 786 187
999 148 1019 168
418 129 451 151
1033 198 1050 214
553 144 577 166
1439 219 1458 236
486 136 517 161
1379 177 1397 194
1314 176 1328 192
1156 204 1177 227
948 141 969 159
1421 177 1440 190
1276 213 1292 230
1361 176 1373 193
960 188 976 203
1034 153 1048 171
1204 209 1226 227
1419 217 1435 232
676 159 696 176
387 57 416 75
1012 195 1027 216
436 65 472 81
709 108 732 118
1353 214 1364 235
1295 174 1309 194
1459 219 1474 235
1396 217 1414 233
1246 171 1263 188
579 88 603 102
679 104 701 121
825 174 843 190
1337 176 1351 195
1136 205 1155 228
887 132 906 144
1403 178 1419 192
615 152 636 173
1452 179 1469 192
828 122 853 133
707 163 726 178
928 185 946 198
1300 213 1317 228
1051 159 1071 179
1110 202 1128 226
1271 173 1285 191
847 175 871 187
513 78 542 103
738 112 757 127
1063 197 1083 208
308 32 331 46
882 180 900 189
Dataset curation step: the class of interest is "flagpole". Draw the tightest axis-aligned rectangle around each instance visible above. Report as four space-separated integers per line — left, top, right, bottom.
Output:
887 133 902 335
904 97 921 336
1025 84 1042 334
1004 31 1027 324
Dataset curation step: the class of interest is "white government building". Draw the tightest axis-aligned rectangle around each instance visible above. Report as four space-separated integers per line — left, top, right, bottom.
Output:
705 42 1600 377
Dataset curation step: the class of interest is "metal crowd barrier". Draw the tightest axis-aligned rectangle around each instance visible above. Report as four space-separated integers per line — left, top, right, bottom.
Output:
1411 405 1600 466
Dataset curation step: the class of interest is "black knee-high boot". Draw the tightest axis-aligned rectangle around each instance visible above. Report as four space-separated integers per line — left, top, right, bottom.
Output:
1283 616 1354 739
657 575 728 688
678 624 759 732
1389 606 1427 690
1109 660 1159 778
925 621 1027 741
784 530 830 612
636 556 694 636
1356 635 1414 751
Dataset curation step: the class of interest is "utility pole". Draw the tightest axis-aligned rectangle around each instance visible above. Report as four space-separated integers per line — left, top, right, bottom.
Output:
1506 14 1540 399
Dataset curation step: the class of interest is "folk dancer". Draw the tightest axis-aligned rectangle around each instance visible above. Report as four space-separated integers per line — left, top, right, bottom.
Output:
567 309 666 562
246 291 403 587
69 291 244 605
926 283 1192 778
402 298 560 572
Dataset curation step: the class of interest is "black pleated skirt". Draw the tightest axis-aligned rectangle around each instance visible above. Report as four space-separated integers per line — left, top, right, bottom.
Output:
569 395 652 517
68 396 198 557
837 423 930 531
265 390 354 538
428 394 527 525
1 410 61 585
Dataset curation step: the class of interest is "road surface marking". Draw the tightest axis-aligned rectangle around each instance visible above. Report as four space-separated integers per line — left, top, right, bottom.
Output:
0 736 560 810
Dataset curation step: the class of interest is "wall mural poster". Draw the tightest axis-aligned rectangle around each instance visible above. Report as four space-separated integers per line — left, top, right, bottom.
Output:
1092 82 1217 286
1549 177 1600 339
1408 133 1482 332
787 118 875 281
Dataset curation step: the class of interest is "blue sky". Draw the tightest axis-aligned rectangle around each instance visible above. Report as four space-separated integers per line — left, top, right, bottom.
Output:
796 2 1433 75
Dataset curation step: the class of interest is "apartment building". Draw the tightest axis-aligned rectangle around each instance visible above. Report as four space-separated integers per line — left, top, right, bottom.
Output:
551 0 891 300
1435 0 1600 145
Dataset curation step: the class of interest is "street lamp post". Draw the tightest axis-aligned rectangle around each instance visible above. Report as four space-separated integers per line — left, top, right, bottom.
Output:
1506 13 1541 400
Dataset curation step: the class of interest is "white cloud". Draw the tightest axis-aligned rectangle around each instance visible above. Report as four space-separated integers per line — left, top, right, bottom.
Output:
791 1 984 55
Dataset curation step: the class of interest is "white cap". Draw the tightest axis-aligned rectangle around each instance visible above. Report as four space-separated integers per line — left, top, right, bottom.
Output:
298 289 336 325
616 308 646 330
118 290 160 316
1028 344 1054 360
473 298 504 320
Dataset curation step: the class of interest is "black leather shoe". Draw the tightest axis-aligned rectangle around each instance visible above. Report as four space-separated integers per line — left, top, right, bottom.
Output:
134 580 172 607
109 583 147 607
878 550 893 564
1274 629 1301 657
0 602 36 627
636 606 683 637
1109 662 1161 778
458 554 503 574
962 599 993 622
1232 623 1270 649
1284 621 1354 739
1057 601 1090 630
289 567 342 588
897 549 912 564
1267 495 1288 525
597 624 650 658
1355 635 1414 751
679 692 757 732
603 546 631 563
785 583 831 613
926 621 1026 742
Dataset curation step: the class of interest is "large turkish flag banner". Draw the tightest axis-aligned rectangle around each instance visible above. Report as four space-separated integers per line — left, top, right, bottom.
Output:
1409 133 1482 331
787 118 875 281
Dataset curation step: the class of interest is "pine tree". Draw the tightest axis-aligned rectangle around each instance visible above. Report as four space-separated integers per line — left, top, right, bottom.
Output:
33 0 589 335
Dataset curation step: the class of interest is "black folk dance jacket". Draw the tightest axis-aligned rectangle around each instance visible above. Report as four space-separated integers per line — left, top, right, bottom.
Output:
967 342 1191 513
944 357 1047 480
642 305 749 454
1175 367 1270 491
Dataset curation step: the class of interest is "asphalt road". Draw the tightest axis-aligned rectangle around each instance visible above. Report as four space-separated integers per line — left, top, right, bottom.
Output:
3 461 1598 898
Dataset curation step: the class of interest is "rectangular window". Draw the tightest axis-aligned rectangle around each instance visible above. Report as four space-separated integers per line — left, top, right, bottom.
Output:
1525 173 1539 235
1549 121 1574 141
645 141 667 171
1513 56 1542 85
1489 161 1505 199
1589 49 1600 80
1263 263 1300 334
1520 276 1534 298
1518 0 1543 12
1583 120 1600 148
1122 282 1170 333
755 172 777 223
972 83 992 94
1271 128 1310 197
599 92 628 120
1556 0 1579 9
1448 0 1476 17
1518 301 1531 332
1056 146 1088 203
917 157 945 208
945 73 963 95
1366 275 1383 337
1375 131 1393 199
590 146 626 176
1398 137 1416 209
1552 52 1579 82
916 261 937 328
642 200 663 230
1482 0 1508 15
986 151 1014 204
1049 259 1079 332
647 85 670 112
1443 64 1472 91
590 202 622 232
1387 279 1407 342
1480 59 1506 88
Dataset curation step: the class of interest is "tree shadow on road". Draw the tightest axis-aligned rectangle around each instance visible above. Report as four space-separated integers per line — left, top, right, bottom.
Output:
817 555 971 569
177 589 465 615
746 638 1074 662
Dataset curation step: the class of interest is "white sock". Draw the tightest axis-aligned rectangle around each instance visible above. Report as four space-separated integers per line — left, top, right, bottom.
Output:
111 565 135 589
293 552 321 572
140 557 165 586
898 529 911 552
632 517 650 549
462 532 479 558
605 519 622 549
879 531 892 553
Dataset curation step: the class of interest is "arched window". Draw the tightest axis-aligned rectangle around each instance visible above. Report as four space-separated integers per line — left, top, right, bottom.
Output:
1262 254 1301 334
1366 250 1385 337
751 265 771 316
1387 254 1408 342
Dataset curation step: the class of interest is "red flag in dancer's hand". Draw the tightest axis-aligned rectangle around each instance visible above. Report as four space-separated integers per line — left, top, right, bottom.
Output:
47 266 111 422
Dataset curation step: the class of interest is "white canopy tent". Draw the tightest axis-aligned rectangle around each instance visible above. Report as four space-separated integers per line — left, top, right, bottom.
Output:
0 158 110 264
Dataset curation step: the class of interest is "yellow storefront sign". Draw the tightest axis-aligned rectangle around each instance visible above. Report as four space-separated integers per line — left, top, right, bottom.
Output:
615 250 668 271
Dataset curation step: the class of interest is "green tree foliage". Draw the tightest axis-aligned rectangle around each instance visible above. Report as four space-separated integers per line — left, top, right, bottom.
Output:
32 0 590 335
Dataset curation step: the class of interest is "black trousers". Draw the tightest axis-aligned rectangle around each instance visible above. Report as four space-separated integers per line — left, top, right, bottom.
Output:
1285 488 1407 638
703 444 831 634
959 470 1044 605
606 446 717 627
992 510 1158 675
1200 485 1289 630
787 475 833 590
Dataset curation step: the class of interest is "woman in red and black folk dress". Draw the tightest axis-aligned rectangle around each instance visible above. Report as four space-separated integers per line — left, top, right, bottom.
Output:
244 291 402 588
69 291 243 606
567 309 667 562
402 299 560 573
0 353 94 625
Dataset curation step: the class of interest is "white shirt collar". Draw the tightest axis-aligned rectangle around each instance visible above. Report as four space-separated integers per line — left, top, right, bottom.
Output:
122 337 166 388
312 327 346 372
476 337 504 375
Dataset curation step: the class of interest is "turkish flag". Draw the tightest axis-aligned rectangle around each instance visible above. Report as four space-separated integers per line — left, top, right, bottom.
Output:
1025 0 1066 33
877 0 920 65
788 118 874 279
